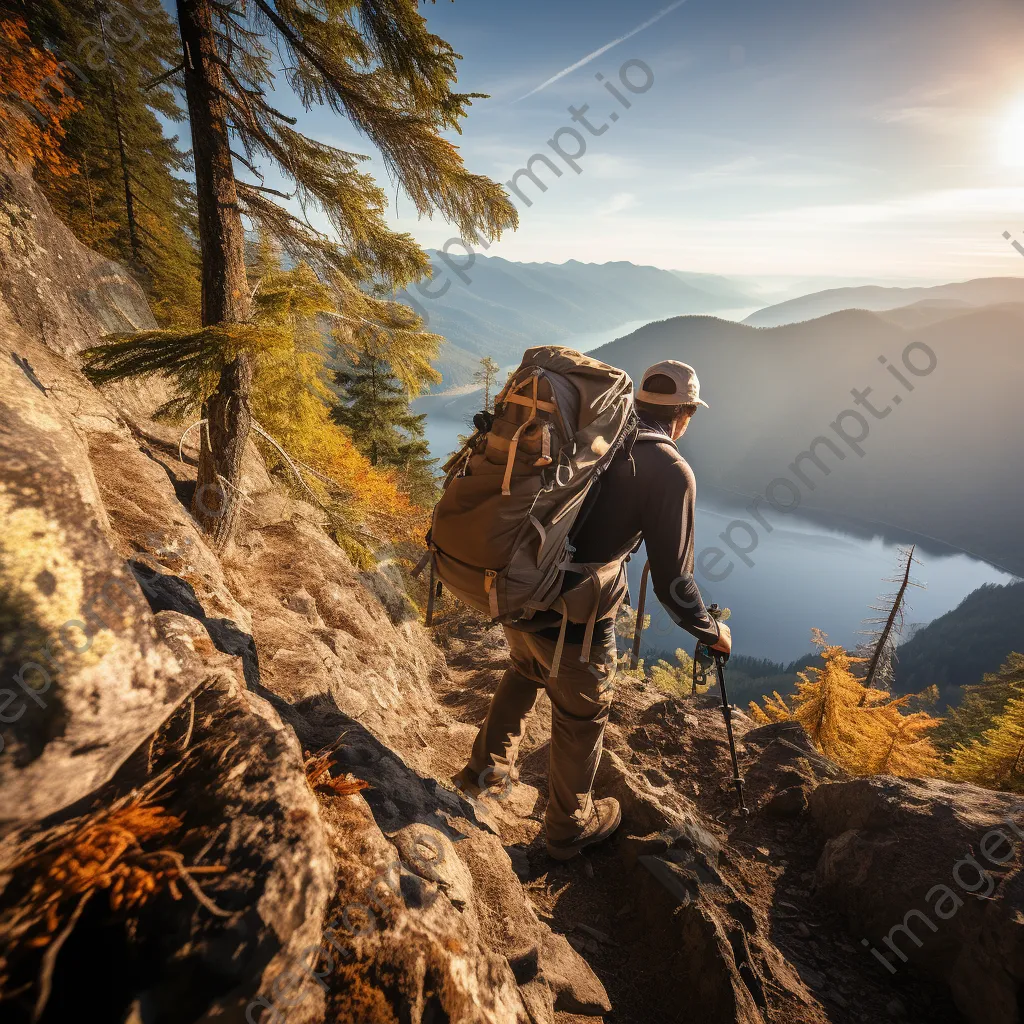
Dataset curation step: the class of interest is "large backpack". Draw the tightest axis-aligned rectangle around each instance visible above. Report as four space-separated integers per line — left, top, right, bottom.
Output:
426 346 638 676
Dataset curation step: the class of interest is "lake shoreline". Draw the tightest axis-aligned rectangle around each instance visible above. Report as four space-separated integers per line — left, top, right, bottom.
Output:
699 482 1022 580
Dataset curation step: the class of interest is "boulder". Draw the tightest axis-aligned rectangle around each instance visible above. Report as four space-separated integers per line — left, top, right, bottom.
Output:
0 158 155 358
0 346 191 822
742 721 845 811
810 776 1024 1024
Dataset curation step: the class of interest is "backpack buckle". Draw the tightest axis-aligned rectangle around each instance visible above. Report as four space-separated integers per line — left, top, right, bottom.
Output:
484 570 499 618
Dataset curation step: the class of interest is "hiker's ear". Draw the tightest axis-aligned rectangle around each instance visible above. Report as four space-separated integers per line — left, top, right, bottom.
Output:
671 410 694 439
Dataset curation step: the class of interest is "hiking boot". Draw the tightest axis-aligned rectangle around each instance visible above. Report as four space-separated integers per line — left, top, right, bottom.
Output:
451 765 513 801
546 798 622 861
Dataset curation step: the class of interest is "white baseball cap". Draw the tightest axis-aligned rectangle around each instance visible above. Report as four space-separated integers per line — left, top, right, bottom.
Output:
638 360 709 409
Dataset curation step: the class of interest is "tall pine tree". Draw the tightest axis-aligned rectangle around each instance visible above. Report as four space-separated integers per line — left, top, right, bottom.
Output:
333 356 437 506
88 0 517 547
19 0 202 325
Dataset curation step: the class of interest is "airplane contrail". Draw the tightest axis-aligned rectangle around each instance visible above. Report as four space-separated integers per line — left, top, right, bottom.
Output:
515 0 688 102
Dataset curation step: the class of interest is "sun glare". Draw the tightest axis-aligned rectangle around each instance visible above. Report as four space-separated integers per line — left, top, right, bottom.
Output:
999 96 1024 167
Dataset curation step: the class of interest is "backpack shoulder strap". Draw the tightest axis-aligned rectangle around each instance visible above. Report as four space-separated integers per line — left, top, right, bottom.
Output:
617 424 674 476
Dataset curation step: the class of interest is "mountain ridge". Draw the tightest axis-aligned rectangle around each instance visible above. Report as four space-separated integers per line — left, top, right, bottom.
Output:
410 252 757 388
589 304 1024 576
743 275 1024 327
893 580 1024 706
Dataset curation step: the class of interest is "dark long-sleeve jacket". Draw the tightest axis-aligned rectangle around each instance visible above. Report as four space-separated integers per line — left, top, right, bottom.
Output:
531 419 721 648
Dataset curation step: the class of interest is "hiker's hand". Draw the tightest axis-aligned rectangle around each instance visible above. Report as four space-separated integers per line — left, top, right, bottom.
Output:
711 622 732 656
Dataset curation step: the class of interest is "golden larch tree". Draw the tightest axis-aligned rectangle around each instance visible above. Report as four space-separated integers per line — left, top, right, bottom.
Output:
791 639 881 773
748 691 794 725
947 694 1024 792
865 703 941 777
749 629 942 778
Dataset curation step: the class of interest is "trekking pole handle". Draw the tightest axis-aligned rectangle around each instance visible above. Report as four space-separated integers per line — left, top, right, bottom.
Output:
706 603 729 663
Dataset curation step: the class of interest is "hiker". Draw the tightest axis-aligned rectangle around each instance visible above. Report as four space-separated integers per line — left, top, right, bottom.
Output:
445 356 731 860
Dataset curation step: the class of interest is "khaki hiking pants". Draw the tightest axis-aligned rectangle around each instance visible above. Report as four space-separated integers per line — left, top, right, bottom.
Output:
466 626 617 842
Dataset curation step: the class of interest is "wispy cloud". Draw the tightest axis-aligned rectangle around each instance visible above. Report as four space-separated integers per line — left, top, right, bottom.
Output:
595 192 638 216
515 0 687 102
673 155 847 191
585 153 646 180
746 186 1024 227
866 77 979 134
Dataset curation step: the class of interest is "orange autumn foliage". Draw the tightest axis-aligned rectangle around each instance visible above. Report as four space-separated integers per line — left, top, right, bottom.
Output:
0 18 80 176
749 630 941 778
84 256 429 546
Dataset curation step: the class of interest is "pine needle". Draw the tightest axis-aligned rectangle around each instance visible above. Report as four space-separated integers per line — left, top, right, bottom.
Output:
0 784 231 1014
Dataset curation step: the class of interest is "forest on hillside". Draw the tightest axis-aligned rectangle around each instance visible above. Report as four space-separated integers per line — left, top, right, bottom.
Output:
892 580 1024 705
1 0 489 558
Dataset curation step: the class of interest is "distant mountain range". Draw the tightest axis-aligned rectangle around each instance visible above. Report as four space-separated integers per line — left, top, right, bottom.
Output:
589 299 1024 575
410 252 756 388
743 276 1024 327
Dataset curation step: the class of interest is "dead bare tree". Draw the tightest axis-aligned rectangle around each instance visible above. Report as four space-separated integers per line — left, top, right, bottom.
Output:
857 544 924 705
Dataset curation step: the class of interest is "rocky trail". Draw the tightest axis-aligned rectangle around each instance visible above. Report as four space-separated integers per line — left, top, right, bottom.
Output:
437 624 970 1024
1 160 1022 1024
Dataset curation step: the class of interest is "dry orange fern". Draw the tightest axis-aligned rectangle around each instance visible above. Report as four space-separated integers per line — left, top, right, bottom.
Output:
304 748 371 797
0 784 229 1017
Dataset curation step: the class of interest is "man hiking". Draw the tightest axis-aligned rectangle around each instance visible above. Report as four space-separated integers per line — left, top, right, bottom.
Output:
450 359 732 861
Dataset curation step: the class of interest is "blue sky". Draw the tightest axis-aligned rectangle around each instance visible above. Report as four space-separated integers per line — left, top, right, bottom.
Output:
239 0 1024 283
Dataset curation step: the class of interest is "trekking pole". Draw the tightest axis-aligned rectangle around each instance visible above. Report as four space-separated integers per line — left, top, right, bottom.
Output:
693 603 747 814
712 651 748 815
629 560 651 670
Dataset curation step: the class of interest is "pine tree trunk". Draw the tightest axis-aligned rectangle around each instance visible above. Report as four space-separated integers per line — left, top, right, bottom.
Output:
95 0 141 262
110 87 142 262
83 154 96 236
177 0 253 548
